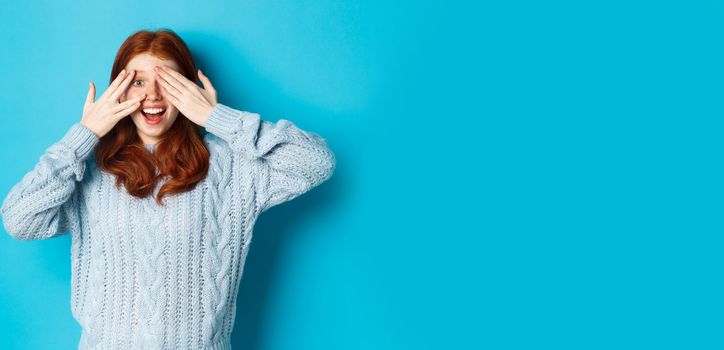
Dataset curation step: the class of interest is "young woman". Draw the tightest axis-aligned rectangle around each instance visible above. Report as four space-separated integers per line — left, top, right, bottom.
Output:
0 29 336 350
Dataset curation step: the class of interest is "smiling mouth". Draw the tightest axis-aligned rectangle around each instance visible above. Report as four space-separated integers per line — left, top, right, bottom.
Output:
141 107 166 118
141 108 166 125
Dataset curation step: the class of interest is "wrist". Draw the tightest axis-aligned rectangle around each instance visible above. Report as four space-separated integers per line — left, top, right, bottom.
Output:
201 104 216 127
79 121 100 138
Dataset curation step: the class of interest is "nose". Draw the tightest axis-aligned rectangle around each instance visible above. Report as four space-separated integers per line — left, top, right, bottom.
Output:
143 77 163 100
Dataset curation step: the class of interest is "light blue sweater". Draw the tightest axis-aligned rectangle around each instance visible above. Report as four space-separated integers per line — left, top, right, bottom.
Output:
0 103 336 350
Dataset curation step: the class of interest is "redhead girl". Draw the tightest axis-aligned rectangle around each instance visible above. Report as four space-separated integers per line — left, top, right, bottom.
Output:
1 28 336 350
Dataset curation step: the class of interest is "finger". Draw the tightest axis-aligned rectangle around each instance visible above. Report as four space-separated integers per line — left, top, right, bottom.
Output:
98 69 128 102
119 87 129 103
156 73 183 99
157 79 180 106
156 67 192 98
158 81 181 105
112 93 145 118
114 101 143 120
157 66 205 100
112 94 146 112
197 70 216 93
109 69 137 102
197 71 218 104
86 81 96 105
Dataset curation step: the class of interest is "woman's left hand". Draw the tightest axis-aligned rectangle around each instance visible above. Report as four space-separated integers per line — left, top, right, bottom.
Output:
154 65 218 127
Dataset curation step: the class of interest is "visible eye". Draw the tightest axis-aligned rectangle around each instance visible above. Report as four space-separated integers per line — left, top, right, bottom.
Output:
132 80 143 86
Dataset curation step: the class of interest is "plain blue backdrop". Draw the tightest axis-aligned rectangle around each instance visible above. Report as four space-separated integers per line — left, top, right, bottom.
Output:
1 0 722 349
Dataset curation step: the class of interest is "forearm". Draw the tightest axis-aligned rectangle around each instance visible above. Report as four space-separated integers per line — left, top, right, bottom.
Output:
204 103 336 212
1 123 99 240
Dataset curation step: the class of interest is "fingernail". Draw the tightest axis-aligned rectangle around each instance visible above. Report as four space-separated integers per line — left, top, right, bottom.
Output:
120 69 126 75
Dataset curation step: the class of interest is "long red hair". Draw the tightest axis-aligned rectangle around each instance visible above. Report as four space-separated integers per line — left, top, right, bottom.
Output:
95 28 210 206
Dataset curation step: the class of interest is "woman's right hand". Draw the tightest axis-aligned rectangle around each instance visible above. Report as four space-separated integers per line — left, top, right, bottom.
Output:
80 69 146 138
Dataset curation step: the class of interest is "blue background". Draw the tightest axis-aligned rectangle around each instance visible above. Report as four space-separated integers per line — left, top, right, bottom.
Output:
0 0 722 349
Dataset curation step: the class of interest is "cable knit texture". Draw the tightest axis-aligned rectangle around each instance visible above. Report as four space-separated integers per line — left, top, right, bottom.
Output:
0 103 336 350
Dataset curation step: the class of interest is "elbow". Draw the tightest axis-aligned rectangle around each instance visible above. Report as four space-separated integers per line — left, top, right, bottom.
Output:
306 138 336 187
1 215 32 241
320 147 336 183
1 206 50 241
309 131 336 183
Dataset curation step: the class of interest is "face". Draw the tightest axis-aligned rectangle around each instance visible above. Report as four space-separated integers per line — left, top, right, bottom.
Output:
120 52 181 145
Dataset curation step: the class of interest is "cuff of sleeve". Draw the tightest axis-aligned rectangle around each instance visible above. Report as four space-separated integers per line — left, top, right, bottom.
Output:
60 123 100 160
205 103 244 142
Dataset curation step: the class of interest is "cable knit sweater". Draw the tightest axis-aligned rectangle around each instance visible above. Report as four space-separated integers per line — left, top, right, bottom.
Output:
0 103 336 350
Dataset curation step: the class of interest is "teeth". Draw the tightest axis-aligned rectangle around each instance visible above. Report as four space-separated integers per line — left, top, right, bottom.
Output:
142 108 165 114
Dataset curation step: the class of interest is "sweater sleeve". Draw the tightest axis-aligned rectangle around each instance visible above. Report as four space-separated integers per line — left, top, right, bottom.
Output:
204 102 336 213
1 123 99 240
